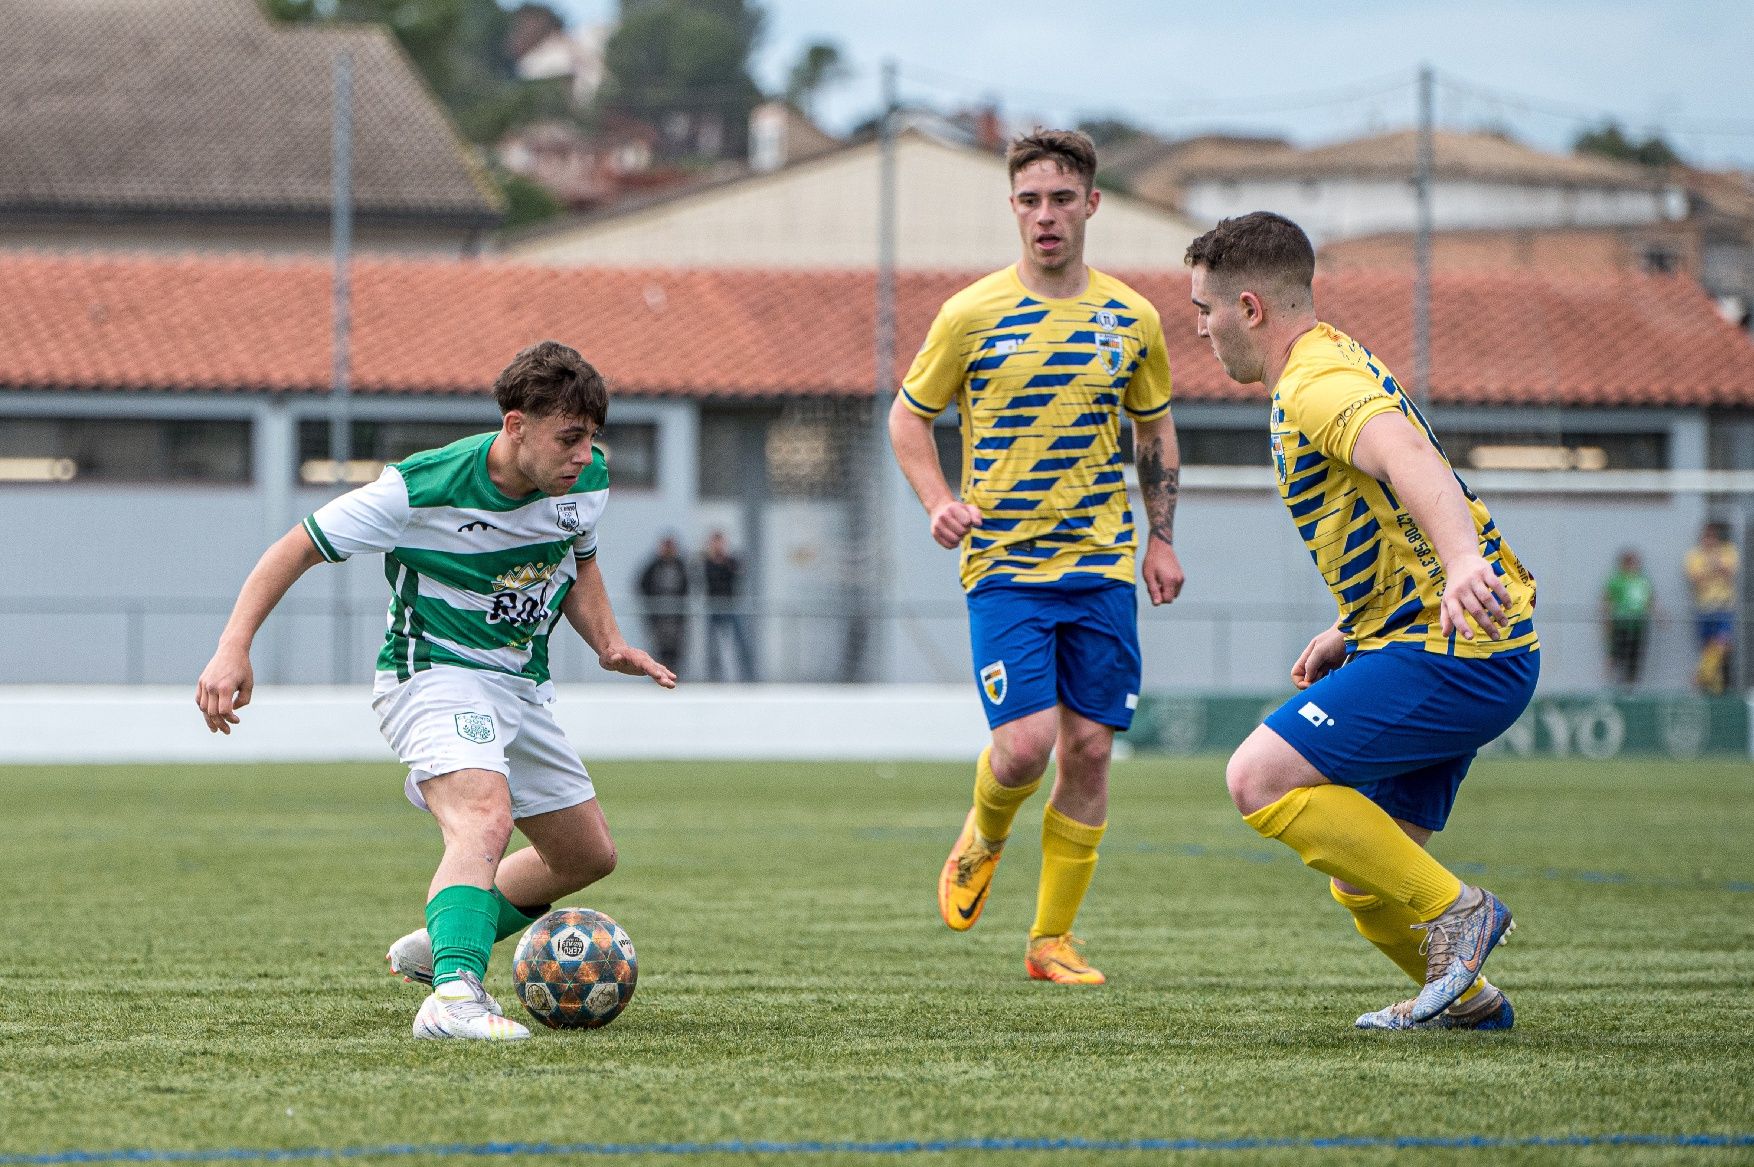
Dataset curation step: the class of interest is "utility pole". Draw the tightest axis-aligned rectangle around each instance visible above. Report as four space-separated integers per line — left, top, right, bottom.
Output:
330 50 355 683
1413 63 1434 404
845 59 900 682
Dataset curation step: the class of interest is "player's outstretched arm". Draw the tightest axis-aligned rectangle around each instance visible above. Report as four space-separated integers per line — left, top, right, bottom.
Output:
196 526 326 734
1134 414 1185 606
888 395 982 549
564 558 677 688
1351 412 1510 641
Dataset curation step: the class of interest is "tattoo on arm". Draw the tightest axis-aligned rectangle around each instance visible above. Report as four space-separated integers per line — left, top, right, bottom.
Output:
1136 437 1179 548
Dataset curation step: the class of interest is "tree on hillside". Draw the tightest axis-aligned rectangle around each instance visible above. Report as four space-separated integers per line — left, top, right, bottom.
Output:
599 0 765 160
1575 121 1683 168
785 40 848 120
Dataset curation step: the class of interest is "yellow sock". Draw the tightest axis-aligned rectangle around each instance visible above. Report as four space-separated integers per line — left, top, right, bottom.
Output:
1244 785 1462 920
1030 803 1105 939
973 747 1039 845
1329 882 1483 1005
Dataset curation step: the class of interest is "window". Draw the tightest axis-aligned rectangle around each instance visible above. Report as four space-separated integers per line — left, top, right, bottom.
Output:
0 417 250 483
598 421 657 489
1444 431 1667 472
297 419 496 485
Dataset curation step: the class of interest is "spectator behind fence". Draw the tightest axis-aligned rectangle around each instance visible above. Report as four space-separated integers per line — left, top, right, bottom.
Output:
637 534 690 677
1686 521 1738 695
702 530 757 682
1601 549 1653 687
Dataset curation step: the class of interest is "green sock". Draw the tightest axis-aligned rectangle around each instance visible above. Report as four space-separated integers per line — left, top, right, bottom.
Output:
490 887 547 942
426 885 498 987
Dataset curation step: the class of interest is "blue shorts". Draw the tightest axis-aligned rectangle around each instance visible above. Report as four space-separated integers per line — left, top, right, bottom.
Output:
966 576 1142 731
1697 613 1734 644
1264 645 1540 832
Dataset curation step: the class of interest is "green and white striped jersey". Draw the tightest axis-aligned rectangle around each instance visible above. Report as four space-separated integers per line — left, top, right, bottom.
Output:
304 432 609 684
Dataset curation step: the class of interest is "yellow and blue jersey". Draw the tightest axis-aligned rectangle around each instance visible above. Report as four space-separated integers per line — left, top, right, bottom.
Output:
1272 323 1538 658
900 265 1172 592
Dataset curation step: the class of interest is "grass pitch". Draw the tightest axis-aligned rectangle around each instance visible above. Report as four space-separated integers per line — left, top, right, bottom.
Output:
1 756 1751 1165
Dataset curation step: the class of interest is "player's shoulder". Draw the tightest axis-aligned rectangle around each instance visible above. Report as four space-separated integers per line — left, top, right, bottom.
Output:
1282 323 1381 395
935 267 1028 325
393 431 498 507
1086 268 1163 325
395 431 496 477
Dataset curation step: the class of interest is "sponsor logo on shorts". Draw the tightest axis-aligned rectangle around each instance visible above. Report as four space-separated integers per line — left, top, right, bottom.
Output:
1299 701 1335 728
454 712 496 744
1125 693 1139 710
980 660 1007 705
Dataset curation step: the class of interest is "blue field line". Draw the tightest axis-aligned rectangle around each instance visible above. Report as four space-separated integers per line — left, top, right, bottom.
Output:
4 1133 1753 1163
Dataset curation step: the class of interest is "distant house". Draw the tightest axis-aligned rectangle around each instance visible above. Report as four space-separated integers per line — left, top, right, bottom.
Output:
2 251 1752 695
0 0 502 255
500 123 1205 271
497 117 677 211
512 23 611 109
1130 127 1754 329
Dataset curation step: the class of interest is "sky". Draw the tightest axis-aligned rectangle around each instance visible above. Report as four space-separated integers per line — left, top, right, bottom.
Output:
547 0 1754 171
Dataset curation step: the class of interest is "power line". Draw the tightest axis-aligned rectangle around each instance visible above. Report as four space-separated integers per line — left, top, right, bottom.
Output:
1437 71 1754 139
893 60 1416 121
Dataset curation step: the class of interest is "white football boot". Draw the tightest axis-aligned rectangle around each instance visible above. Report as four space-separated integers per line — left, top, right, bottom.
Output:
412 970 529 1041
387 928 507 1018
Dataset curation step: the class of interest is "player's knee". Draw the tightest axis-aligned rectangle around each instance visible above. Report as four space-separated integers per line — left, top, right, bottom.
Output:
1057 726 1111 779
1224 747 1267 816
991 734 1053 784
548 840 617 893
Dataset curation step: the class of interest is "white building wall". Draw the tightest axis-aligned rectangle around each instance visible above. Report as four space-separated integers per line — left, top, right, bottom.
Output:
1183 176 1677 246
509 136 1202 271
0 395 1724 696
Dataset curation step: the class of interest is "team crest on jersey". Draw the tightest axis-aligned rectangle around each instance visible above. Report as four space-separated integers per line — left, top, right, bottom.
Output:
555 500 581 533
980 660 1007 705
1271 434 1287 486
454 712 496 744
493 561 560 592
1097 332 1125 376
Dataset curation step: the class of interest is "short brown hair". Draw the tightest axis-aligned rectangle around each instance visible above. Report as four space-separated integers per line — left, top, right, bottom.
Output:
1183 212 1316 290
492 340 607 427
1007 129 1098 189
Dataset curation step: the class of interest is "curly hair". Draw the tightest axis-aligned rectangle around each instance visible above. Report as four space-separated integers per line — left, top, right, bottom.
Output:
492 341 608 427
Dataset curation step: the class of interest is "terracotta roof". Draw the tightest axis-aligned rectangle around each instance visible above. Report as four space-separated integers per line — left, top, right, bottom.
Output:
1177 129 1667 189
0 252 1749 408
0 0 501 222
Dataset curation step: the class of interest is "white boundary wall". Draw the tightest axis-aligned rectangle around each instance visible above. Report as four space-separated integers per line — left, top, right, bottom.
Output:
0 685 990 764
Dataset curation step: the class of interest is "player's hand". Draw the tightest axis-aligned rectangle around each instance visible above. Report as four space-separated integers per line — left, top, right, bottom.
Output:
1142 540 1184 606
1440 553 1513 641
928 500 983 549
195 647 254 734
1291 627 1347 689
599 644 677 689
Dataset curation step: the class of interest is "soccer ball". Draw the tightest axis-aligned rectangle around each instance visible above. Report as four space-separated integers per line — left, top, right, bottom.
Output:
511 907 638 1030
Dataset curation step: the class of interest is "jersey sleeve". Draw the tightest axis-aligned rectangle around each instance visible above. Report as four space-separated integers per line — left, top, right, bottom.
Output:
1123 307 1173 420
898 304 966 419
573 525 598 562
302 467 411 563
1285 367 1402 465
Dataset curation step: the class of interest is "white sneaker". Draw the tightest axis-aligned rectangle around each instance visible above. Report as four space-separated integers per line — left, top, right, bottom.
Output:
387 929 506 1017
412 970 529 1041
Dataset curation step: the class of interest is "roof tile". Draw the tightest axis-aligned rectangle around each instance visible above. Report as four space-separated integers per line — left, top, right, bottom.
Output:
0 252 1749 408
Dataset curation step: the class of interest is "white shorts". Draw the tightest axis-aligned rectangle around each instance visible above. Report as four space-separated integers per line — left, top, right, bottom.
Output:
371 666 595 820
